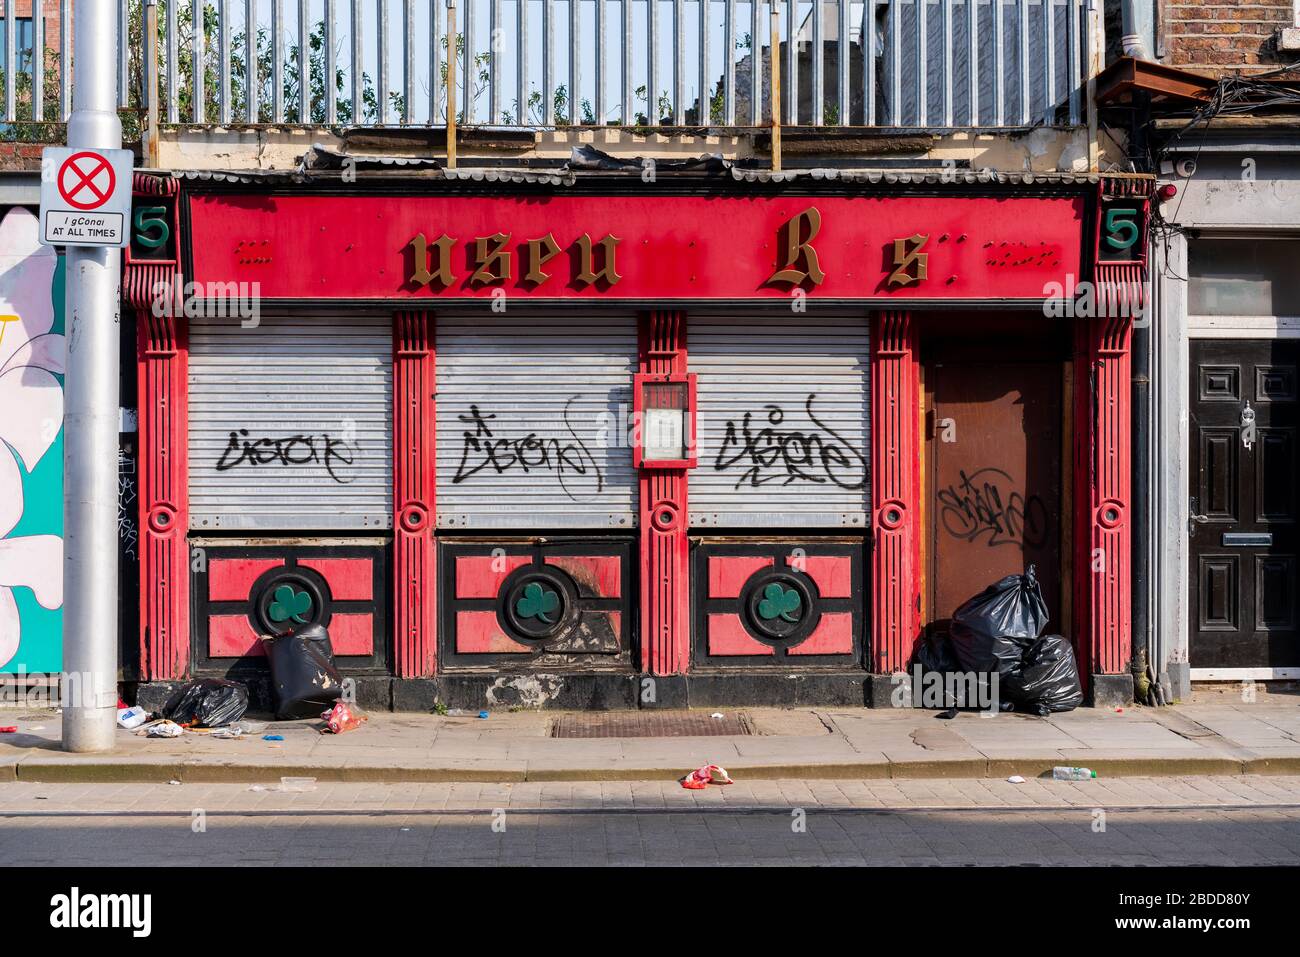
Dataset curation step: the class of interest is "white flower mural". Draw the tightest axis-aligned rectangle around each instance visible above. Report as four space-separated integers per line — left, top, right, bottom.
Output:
0 207 66 669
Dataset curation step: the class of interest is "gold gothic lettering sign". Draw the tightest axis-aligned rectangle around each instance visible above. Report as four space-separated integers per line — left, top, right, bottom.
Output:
407 232 622 288
402 212 934 291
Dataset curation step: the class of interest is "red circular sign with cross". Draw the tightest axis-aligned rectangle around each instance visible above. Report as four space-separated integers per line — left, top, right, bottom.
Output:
57 151 117 211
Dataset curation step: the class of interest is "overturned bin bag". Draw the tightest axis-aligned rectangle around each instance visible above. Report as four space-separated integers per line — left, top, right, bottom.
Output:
947 565 1049 678
262 623 344 720
161 678 249 728
1004 634 1084 714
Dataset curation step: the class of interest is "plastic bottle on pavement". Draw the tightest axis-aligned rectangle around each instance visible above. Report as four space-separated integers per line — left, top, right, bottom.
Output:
1052 766 1097 781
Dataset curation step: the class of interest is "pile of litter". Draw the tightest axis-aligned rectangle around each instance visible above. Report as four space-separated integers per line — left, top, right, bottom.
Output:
912 566 1084 716
118 623 367 738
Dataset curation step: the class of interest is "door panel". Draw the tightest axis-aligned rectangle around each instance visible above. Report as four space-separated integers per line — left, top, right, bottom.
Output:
926 360 1064 633
1189 340 1300 668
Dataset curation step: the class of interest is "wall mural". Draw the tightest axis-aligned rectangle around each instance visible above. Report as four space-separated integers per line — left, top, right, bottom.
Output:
0 208 66 673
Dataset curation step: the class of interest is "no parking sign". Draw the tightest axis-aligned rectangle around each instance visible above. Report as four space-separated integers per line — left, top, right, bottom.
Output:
39 147 134 248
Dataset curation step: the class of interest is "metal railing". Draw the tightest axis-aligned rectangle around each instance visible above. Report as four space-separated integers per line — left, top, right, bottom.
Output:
2 0 1091 133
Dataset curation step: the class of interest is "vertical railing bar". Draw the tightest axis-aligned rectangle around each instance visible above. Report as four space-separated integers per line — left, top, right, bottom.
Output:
621 0 632 122
119 0 129 109
596 0 606 124
518 0 528 123
864 0 876 126
1043 0 1055 124
430 0 441 122
571 0 582 124
31 0 44 122
914 0 926 127
785 0 795 126
889 0 899 125
4 0 16 123
220 0 232 122
542 0 553 124
324 0 337 123
941 0 952 127
1067 0 1080 125
992 0 1002 125
810 0 822 125
273 0 284 122
673 0 683 124
967 0 978 125
750 0 759 125
699 0 709 124
297 0 309 122
1017 0 1027 124
647 0 658 124
350 0 363 122
462 0 474 123
489 0 501 123
402 0 414 124
61 0 72 120
377 0 389 124
244 0 255 122
723 0 735 123
836 0 847 126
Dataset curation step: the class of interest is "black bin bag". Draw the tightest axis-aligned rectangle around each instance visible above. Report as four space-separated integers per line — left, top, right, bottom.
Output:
161 678 249 728
262 623 343 720
947 565 1049 677
1004 634 1084 714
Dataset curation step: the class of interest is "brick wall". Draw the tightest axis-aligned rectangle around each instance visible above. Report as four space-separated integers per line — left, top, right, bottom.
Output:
1164 1 1294 75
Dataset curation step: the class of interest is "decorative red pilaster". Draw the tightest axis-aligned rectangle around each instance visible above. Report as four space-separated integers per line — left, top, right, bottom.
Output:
638 310 689 675
394 310 437 677
126 174 189 681
870 311 921 674
1074 177 1149 682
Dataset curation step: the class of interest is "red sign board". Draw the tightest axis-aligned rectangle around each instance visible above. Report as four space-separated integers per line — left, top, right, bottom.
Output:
187 193 1086 301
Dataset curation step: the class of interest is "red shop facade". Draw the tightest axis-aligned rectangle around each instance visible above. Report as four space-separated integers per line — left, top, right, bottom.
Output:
124 170 1151 710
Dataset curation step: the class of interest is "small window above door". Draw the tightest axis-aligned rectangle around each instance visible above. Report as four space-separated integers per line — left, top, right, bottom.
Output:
1189 239 1300 317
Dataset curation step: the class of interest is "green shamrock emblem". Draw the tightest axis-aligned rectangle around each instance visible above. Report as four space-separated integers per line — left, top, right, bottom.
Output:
757 583 802 623
268 584 313 624
515 581 561 624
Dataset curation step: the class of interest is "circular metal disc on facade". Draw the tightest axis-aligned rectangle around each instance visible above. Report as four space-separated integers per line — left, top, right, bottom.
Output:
739 568 821 647
498 565 579 644
248 565 332 637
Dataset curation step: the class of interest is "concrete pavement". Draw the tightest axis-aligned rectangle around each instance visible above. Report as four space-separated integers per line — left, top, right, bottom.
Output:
2 699 1299 783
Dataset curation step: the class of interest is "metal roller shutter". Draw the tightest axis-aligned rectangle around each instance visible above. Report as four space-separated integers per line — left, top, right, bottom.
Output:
689 315 871 529
188 313 394 530
436 314 639 529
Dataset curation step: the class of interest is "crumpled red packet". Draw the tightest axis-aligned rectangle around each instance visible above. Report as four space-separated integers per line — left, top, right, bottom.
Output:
680 764 734 789
320 702 367 734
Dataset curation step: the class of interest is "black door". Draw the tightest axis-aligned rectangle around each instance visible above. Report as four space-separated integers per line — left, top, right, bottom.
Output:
1189 340 1299 668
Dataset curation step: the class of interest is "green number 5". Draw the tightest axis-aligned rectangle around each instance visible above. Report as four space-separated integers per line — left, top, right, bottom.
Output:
1103 207 1139 251
133 206 170 249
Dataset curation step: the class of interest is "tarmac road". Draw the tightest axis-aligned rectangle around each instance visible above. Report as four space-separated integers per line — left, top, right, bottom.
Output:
3 775 1300 866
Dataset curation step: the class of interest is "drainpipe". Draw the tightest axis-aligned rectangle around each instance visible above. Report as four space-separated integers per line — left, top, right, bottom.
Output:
1121 0 1153 60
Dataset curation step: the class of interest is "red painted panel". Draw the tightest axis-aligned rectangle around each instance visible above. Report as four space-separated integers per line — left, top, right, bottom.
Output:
455 554 532 599
788 613 855 656
708 556 774 599
188 194 1086 302
455 611 530 654
208 559 282 602
789 555 852 599
707 614 775 656
328 613 376 656
298 558 373 601
545 555 622 598
208 615 264 658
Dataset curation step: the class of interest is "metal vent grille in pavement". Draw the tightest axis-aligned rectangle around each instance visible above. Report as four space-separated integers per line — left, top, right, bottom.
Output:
551 712 753 738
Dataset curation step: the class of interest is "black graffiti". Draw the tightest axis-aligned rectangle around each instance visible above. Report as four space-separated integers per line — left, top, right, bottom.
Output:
215 429 356 484
937 467 1049 548
453 398 603 502
714 394 867 491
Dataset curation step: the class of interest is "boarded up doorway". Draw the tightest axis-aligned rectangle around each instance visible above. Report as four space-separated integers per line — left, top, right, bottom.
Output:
923 321 1069 637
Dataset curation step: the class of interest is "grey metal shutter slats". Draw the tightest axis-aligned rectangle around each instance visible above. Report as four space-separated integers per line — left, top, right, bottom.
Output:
436 315 639 529
188 314 394 530
689 316 871 529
